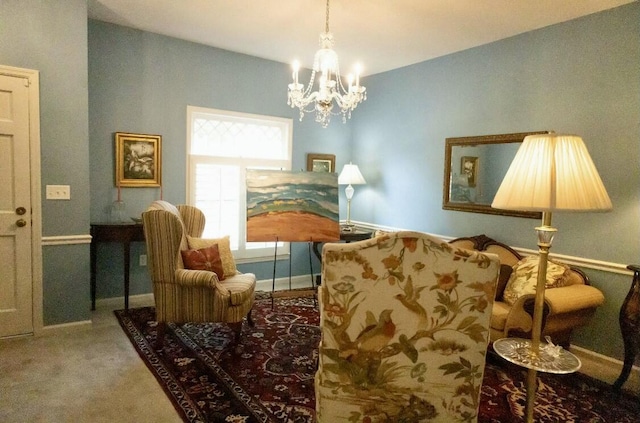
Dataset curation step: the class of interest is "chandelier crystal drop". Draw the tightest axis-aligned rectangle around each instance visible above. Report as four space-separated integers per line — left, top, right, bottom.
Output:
287 0 367 128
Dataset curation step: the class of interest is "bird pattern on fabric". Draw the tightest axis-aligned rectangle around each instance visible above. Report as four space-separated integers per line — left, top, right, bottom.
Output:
317 231 499 423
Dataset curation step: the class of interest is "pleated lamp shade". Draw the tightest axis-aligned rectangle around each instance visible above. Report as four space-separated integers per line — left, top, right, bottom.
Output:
492 134 612 212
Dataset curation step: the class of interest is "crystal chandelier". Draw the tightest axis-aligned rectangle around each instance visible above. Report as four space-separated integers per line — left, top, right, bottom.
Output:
287 0 367 128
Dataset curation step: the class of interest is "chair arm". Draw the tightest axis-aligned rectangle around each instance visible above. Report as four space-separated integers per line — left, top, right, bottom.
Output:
174 268 227 293
543 284 604 314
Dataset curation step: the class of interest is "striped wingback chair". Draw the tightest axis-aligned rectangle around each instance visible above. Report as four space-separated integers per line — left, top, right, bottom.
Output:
142 200 256 348
315 231 500 422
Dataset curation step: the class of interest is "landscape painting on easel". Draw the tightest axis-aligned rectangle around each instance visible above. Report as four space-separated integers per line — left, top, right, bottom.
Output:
246 170 340 242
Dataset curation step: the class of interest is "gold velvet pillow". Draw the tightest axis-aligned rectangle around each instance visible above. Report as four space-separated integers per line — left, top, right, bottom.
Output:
181 244 225 280
186 235 237 277
502 256 570 306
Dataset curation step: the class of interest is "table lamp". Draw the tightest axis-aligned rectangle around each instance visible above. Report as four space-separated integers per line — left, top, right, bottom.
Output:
338 162 366 230
491 133 612 422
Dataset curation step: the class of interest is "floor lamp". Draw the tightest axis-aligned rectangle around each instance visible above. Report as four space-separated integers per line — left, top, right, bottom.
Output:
338 162 366 230
491 133 612 423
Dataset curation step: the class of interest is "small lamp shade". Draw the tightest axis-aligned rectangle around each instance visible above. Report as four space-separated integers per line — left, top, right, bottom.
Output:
492 134 612 212
338 163 366 185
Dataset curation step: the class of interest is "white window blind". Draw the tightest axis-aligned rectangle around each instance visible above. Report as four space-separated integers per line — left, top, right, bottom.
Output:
186 106 292 260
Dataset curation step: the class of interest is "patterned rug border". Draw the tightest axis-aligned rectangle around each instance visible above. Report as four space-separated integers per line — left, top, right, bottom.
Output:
115 310 201 422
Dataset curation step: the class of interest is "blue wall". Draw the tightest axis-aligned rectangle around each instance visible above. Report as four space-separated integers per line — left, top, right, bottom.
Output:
352 5 638 262
88 20 352 298
350 4 639 357
0 0 91 325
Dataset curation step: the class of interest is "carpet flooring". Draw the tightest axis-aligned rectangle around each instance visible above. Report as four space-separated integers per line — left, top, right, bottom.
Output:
116 294 640 423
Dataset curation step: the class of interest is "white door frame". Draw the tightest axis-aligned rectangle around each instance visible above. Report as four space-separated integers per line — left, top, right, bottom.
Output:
0 65 43 335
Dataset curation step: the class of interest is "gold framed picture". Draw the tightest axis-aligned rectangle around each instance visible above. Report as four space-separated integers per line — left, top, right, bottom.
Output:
306 153 336 173
460 156 478 187
115 132 162 187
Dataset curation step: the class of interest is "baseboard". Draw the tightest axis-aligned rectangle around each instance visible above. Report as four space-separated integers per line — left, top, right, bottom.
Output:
94 278 313 310
95 293 155 309
256 275 316 292
571 344 640 390
40 319 93 336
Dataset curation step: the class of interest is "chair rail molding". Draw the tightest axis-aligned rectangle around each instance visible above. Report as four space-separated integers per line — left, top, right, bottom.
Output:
353 221 632 277
42 234 92 246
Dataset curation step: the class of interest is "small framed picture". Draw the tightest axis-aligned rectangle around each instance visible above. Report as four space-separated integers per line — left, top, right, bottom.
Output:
115 132 162 187
461 156 478 187
306 153 336 173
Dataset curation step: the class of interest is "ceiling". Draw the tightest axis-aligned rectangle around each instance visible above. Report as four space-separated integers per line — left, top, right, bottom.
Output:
87 0 633 76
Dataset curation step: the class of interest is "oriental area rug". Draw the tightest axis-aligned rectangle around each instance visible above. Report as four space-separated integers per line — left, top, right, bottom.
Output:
116 293 640 423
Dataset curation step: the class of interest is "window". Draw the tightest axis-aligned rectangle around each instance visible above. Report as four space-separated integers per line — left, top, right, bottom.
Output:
186 106 292 261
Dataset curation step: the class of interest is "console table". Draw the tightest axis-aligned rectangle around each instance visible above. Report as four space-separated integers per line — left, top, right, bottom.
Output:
312 228 373 285
90 222 145 311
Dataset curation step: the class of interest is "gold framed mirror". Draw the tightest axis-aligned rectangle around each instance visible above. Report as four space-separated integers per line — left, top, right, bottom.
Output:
443 131 547 218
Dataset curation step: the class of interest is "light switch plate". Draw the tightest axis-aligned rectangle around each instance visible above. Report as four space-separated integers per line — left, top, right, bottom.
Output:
46 185 71 200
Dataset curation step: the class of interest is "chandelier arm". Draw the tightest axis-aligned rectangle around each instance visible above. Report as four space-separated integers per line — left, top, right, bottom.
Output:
296 91 319 109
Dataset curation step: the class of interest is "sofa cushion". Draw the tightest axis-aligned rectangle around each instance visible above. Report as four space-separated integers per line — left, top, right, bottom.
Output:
187 235 237 277
181 244 225 280
503 255 570 305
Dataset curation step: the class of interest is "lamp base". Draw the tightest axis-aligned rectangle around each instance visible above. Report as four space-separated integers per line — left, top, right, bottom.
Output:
340 223 355 232
493 337 581 374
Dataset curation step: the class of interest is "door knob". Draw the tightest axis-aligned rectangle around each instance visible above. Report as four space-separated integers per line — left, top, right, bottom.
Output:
16 219 27 227
16 207 26 215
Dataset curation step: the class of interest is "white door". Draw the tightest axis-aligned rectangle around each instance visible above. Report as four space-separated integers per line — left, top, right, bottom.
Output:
0 72 33 337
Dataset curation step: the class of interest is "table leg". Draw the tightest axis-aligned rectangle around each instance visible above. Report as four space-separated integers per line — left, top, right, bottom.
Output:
312 242 322 286
90 236 97 311
613 265 640 390
123 241 131 311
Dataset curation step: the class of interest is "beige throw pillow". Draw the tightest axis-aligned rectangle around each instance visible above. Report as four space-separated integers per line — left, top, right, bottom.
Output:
186 235 237 277
502 255 570 306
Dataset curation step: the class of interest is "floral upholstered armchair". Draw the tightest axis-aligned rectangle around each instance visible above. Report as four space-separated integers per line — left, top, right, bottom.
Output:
315 231 500 422
142 201 256 348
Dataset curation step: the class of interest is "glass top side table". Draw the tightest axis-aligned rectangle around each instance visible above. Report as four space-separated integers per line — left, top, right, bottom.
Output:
494 337 582 374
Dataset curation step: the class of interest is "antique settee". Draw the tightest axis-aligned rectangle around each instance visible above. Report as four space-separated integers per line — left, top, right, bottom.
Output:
141 200 256 348
316 231 500 422
449 234 605 347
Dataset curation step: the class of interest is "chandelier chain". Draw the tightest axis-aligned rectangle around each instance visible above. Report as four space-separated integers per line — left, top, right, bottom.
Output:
325 0 330 33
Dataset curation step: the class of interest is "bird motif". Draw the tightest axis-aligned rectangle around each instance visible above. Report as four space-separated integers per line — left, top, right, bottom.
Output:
394 275 428 329
355 309 396 352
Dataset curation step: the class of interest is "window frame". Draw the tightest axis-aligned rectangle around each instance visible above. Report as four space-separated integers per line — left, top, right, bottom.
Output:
186 105 293 262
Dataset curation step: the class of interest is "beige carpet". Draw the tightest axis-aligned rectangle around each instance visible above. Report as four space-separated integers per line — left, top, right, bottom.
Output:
0 296 181 423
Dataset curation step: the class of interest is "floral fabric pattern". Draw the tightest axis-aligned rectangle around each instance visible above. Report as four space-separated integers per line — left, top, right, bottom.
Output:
502 255 570 306
316 231 500 423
